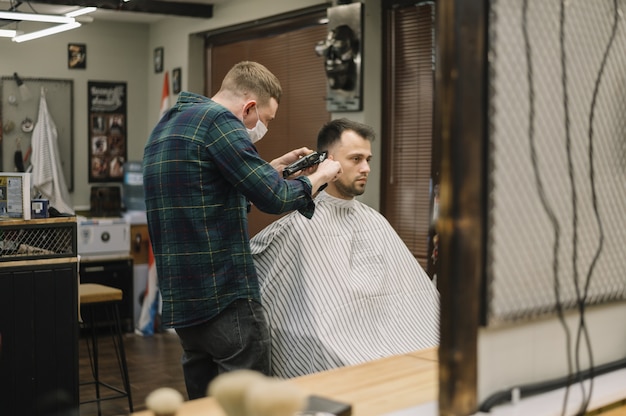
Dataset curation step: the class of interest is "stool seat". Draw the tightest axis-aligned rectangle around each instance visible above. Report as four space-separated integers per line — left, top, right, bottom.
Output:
80 283 123 305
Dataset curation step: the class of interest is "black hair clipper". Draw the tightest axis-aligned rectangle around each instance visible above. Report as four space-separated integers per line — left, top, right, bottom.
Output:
282 151 328 178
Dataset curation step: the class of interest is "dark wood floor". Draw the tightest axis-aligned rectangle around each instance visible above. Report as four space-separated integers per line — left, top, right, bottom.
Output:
79 331 189 416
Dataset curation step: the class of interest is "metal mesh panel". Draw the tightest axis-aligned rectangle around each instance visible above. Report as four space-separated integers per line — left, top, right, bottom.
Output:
0 221 76 260
487 0 626 325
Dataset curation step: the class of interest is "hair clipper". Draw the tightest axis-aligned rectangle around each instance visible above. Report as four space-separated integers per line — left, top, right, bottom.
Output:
282 151 328 178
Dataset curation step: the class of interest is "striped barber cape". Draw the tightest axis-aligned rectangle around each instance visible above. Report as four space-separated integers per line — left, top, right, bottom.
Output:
250 191 440 379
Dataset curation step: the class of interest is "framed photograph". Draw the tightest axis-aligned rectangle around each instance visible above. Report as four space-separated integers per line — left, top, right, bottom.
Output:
68 43 86 69
154 47 164 73
172 67 182 94
87 81 128 183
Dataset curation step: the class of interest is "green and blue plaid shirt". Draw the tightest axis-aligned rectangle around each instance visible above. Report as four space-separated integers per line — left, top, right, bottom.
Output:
143 91 315 328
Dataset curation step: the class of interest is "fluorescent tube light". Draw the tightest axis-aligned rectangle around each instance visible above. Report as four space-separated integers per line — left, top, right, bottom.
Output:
65 7 97 17
0 29 17 38
0 11 75 24
12 21 81 43
0 7 94 42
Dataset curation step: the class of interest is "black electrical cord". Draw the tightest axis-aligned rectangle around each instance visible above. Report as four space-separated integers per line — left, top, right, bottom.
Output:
24 1 39 14
480 1 618 413
558 1 591 413
478 356 626 412
521 1 573 414
574 0 617 412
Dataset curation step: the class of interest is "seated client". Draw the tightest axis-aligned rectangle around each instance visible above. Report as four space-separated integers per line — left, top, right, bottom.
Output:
250 118 440 378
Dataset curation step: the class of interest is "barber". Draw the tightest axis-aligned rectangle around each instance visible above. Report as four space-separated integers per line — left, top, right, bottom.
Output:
143 61 341 399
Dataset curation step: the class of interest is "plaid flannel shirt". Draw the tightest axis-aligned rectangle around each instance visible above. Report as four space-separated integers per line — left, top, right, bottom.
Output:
143 91 315 328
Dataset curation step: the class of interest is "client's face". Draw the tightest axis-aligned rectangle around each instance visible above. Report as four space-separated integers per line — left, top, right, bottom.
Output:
328 130 372 200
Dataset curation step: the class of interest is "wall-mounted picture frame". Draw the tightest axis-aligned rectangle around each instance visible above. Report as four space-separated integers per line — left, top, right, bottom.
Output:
316 3 363 112
154 47 164 73
87 81 128 183
68 43 86 69
172 67 182 94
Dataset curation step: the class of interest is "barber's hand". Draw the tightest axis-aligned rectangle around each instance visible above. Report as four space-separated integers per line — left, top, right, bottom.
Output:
307 158 342 194
270 147 313 172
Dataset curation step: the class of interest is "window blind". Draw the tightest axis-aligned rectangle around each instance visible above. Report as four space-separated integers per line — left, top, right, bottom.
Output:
382 2 436 270
206 18 330 237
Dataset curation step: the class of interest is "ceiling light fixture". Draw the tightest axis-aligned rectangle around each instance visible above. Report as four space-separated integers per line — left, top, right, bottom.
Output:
0 11 75 24
12 21 82 43
0 29 18 38
66 7 97 18
0 7 96 42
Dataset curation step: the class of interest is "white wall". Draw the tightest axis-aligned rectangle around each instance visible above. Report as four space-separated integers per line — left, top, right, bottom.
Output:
478 303 626 403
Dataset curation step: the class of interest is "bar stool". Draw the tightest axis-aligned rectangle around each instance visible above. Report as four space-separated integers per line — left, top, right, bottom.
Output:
79 283 134 415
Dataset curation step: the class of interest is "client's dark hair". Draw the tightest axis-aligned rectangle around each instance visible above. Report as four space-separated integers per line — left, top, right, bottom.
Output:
317 118 375 152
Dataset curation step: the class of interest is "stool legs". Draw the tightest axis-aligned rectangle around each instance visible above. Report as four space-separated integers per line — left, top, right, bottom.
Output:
111 303 134 412
80 301 133 414
85 303 103 415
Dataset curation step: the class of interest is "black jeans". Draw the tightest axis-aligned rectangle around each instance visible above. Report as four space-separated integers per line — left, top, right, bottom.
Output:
175 299 270 400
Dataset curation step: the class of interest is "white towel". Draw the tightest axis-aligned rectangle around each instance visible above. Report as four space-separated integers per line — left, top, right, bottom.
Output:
251 191 440 378
31 87 74 214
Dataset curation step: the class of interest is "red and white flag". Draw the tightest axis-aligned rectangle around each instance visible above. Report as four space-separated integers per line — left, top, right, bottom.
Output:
159 71 170 119
137 242 160 336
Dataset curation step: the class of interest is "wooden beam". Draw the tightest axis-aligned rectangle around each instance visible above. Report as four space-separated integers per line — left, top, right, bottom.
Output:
435 0 488 414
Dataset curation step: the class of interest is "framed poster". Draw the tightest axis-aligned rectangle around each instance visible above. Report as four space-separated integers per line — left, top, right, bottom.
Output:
172 67 181 94
68 43 86 69
87 81 127 183
154 47 164 73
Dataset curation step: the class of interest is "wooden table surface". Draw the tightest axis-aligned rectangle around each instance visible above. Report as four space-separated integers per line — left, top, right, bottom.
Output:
132 348 439 416
599 407 626 416
132 346 626 416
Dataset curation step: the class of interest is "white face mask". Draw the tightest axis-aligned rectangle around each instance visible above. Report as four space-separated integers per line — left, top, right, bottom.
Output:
246 105 268 143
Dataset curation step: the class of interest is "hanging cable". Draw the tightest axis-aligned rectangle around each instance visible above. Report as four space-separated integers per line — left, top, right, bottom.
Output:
558 1 592 413
522 1 573 414
574 0 618 413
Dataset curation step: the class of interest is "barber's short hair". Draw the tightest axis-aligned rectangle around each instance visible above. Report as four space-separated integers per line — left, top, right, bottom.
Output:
220 61 282 105
317 118 375 151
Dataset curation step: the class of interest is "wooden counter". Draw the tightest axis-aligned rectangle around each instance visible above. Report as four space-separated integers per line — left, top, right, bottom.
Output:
131 344 626 416
596 405 626 416
132 348 439 416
